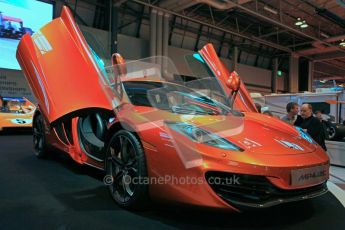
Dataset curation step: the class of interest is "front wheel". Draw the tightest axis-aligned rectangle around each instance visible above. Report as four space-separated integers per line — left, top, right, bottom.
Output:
33 113 48 158
105 130 149 210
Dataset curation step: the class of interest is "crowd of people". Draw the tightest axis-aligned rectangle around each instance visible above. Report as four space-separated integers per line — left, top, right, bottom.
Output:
255 102 327 151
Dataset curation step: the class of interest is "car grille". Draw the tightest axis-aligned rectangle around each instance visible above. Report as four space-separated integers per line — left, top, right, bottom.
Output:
205 171 328 208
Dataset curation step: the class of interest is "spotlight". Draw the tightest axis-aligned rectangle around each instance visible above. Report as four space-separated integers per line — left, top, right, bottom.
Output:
295 18 303 26
340 40 345 47
295 18 308 28
300 22 309 28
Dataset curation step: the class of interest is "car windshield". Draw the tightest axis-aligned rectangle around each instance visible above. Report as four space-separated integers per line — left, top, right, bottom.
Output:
83 26 250 114
123 81 230 115
99 55 232 115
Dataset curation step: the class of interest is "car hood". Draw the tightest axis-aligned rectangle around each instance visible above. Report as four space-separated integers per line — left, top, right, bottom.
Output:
127 106 317 155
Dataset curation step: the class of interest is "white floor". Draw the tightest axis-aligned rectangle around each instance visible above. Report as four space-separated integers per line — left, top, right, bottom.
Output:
329 166 345 207
330 166 345 187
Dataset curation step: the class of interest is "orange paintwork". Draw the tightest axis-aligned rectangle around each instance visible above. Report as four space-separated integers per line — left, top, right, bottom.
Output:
0 97 35 131
111 53 127 76
16 6 330 211
16 8 113 124
199 43 258 112
226 71 241 92
325 100 345 104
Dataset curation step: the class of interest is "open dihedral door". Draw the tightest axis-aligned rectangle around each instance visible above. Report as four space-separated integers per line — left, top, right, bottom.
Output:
16 6 118 124
198 43 258 113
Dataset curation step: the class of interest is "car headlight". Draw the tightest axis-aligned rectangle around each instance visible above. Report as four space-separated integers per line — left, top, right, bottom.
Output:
295 126 316 144
166 121 243 151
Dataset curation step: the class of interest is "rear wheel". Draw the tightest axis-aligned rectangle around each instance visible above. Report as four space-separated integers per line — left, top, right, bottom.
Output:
33 113 48 158
326 123 343 141
327 125 336 140
105 130 149 210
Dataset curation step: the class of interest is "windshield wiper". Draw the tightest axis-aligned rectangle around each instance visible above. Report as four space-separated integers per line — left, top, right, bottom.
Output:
173 91 229 114
171 105 209 115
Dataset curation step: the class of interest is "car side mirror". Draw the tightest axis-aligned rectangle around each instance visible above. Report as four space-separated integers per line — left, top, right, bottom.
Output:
226 71 241 109
226 71 241 92
111 53 127 76
111 53 126 99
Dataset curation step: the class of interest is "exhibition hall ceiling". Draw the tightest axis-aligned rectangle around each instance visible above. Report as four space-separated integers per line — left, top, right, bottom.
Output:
67 0 345 82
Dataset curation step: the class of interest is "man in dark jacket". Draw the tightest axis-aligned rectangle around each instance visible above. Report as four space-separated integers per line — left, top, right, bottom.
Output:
315 110 329 140
294 104 327 151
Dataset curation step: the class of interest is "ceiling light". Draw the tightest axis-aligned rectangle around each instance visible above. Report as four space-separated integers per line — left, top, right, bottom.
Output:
263 5 278 15
300 23 309 28
295 18 303 26
340 40 345 46
295 18 308 29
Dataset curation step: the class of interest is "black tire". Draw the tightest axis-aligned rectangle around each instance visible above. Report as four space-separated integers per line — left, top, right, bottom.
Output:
325 121 334 140
33 113 48 158
105 129 149 210
327 124 342 141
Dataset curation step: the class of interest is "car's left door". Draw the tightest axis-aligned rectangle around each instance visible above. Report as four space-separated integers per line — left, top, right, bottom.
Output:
16 6 118 124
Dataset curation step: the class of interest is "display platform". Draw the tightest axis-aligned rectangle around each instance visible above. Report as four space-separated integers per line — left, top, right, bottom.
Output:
326 140 345 167
0 134 344 230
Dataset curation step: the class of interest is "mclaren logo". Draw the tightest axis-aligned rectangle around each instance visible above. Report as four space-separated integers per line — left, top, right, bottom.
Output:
298 170 326 181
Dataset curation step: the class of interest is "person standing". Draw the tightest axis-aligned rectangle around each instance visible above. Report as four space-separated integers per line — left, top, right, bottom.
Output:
315 110 329 141
281 102 299 125
294 104 327 151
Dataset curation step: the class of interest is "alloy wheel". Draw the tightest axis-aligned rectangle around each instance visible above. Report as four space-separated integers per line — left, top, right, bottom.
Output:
107 134 139 203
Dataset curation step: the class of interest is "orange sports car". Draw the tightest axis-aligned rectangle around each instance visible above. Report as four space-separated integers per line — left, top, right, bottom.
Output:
0 96 35 132
16 6 329 211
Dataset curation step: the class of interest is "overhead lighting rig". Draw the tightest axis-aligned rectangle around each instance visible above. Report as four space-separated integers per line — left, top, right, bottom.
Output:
295 18 308 28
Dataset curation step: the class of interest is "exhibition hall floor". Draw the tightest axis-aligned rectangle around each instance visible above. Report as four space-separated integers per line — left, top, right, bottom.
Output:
330 166 345 191
0 134 344 230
